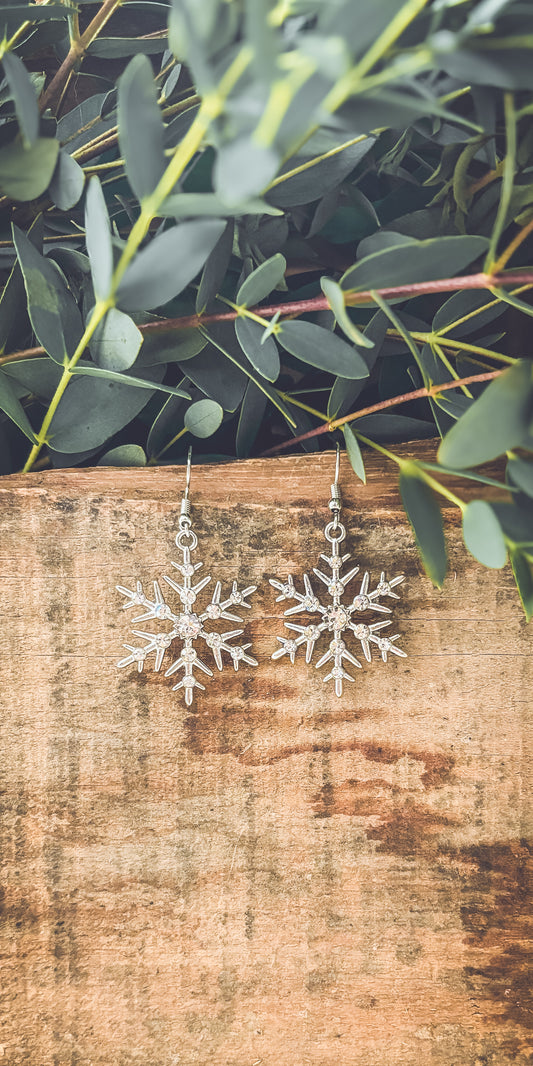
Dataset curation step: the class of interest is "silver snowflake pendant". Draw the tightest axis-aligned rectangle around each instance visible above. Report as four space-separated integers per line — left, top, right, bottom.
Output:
116 497 257 707
269 484 406 697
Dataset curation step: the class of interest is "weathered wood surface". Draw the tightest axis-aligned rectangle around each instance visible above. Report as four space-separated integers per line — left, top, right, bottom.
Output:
0 443 531 1066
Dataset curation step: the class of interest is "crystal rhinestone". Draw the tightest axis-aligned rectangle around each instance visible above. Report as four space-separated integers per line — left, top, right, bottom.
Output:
284 640 298 654
181 646 197 661
331 666 343 679
302 594 320 611
180 589 196 607
132 592 145 605
154 633 173 648
177 612 202 638
133 648 145 662
330 639 345 653
353 623 369 639
304 625 321 640
183 675 195 688
180 563 195 578
376 580 390 595
352 594 370 611
205 603 222 619
282 582 293 595
231 646 245 660
328 580 344 597
377 638 390 650
324 605 350 630
231 591 243 605
204 632 222 648
154 602 171 618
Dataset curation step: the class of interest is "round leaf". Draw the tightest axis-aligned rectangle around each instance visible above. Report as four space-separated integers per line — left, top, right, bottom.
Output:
49 365 166 452
48 149 85 210
184 398 223 438
340 236 489 293
0 137 59 201
118 54 166 202
98 444 147 466
89 308 143 371
462 500 507 568
277 320 369 379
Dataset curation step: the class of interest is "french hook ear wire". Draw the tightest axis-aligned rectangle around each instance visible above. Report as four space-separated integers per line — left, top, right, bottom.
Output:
329 441 342 525
180 445 193 523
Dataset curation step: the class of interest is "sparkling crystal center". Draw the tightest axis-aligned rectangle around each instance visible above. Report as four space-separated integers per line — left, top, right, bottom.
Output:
177 612 202 638
324 605 350 630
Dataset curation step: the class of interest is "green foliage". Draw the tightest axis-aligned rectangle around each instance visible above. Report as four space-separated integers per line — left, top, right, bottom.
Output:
0 0 532 614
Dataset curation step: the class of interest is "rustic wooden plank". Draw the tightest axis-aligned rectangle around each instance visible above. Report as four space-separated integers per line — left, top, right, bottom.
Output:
0 442 531 1066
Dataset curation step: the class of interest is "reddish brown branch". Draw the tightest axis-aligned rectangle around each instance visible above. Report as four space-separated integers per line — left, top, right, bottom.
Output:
262 370 504 455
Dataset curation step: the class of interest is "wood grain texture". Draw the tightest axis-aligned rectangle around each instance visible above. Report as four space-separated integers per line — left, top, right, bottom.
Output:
0 443 531 1066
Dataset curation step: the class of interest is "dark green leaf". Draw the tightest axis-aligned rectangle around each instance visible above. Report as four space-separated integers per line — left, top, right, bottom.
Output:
147 387 189 460
160 192 281 219
196 220 233 314
2 357 62 400
507 456 533 497
0 369 36 441
268 139 374 208
89 308 143 371
214 138 279 206
48 150 85 211
0 137 59 201
71 363 191 399
356 414 436 441
511 549 533 622
98 444 147 466
237 254 286 307
438 361 533 468
180 342 247 411
462 499 507 568
432 289 506 337
236 380 267 457
490 286 533 321
2 52 38 145
343 425 365 483
13 224 83 365
277 320 369 379
89 37 168 58
136 324 207 366
184 398 223 438
0 213 42 354
118 54 166 202
234 317 280 382
117 219 226 311
340 236 489 293
85 177 113 301
50 364 166 451
203 321 296 425
400 469 447 587
328 311 387 419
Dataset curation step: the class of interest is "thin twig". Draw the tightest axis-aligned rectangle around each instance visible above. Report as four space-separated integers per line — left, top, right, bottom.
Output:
39 0 124 116
261 369 504 455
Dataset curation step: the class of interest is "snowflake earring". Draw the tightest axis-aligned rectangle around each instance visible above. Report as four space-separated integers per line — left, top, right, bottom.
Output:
269 445 406 697
116 448 258 706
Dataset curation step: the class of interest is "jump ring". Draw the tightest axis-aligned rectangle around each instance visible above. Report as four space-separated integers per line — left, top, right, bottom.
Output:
176 528 198 551
324 521 346 544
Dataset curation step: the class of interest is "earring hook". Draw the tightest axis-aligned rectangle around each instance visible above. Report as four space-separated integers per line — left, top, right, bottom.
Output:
180 446 193 524
184 445 192 501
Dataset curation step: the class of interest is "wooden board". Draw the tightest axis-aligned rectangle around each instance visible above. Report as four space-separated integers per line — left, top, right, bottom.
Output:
0 443 531 1066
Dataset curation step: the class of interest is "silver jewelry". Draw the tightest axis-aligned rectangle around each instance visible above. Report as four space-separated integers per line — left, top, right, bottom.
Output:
116 448 257 706
269 445 406 697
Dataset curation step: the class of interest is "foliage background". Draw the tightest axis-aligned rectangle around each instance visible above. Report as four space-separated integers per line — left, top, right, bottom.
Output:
1 0 533 613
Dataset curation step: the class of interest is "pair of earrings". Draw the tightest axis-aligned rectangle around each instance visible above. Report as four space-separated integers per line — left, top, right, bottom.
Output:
116 448 406 705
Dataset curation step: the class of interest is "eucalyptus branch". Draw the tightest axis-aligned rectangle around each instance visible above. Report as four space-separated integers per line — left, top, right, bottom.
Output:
262 369 503 455
39 0 125 116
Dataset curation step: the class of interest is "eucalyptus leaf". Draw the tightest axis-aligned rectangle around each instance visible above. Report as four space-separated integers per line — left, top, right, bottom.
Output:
320 276 374 348
184 398 223 438
180 342 247 411
237 254 286 307
511 549 533 622
214 138 280 206
2 52 38 146
340 236 490 293
89 308 143 372
236 380 268 457
507 456 533 497
12 224 83 365
343 424 366 483
147 389 189 459
196 220 233 314
235 317 280 382
49 364 167 452
0 137 59 201
462 499 507 568
399 470 447 587
117 219 226 311
48 150 85 211
438 361 533 468
277 320 369 379
71 362 191 399
0 369 36 441
85 177 113 302
118 54 166 202
98 444 147 466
